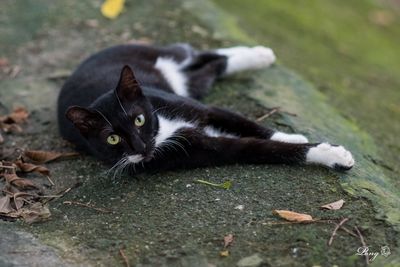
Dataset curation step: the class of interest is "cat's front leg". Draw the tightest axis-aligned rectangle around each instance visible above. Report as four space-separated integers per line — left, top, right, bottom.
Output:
146 129 354 171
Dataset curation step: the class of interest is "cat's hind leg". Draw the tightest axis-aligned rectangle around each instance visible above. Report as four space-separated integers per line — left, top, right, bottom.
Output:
216 46 276 75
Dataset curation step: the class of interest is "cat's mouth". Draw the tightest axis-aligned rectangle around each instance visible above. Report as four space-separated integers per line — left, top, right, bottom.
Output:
127 150 154 164
127 154 144 163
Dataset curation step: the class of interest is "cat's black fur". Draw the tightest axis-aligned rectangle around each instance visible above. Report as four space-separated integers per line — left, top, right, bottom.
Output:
58 43 354 173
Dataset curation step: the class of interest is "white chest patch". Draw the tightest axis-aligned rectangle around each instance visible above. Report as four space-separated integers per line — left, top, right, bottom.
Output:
154 115 195 147
155 57 188 97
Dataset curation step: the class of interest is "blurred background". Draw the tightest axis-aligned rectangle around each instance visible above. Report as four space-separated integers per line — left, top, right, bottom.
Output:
213 0 400 177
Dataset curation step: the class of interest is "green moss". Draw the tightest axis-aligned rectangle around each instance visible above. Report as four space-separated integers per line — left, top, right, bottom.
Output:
213 0 400 184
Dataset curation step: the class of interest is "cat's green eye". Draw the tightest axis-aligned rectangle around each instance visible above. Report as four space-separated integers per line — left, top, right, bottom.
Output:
107 134 121 145
134 114 145 127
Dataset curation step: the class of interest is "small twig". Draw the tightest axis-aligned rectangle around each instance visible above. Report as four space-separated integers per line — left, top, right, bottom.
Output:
41 181 81 205
119 248 130 267
46 176 55 186
340 226 358 238
63 201 112 213
256 107 280 122
328 218 349 246
354 226 369 265
262 218 336 225
37 194 65 198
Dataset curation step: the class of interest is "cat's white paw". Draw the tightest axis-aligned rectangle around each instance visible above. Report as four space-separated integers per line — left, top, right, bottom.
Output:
251 46 276 67
306 143 355 170
217 45 276 75
270 132 309 144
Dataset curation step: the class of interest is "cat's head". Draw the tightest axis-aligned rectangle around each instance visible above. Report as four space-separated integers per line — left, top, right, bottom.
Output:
65 66 157 166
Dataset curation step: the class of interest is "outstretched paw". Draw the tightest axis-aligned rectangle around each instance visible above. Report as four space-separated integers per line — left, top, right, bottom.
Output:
251 46 276 68
270 132 309 144
306 143 355 170
216 45 276 74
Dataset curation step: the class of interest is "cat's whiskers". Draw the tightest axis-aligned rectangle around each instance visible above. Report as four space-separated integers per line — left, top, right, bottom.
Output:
154 135 189 157
107 156 125 175
114 91 129 117
151 106 168 115
107 154 135 179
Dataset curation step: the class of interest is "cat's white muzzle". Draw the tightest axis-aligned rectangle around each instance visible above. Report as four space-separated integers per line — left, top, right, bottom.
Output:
128 155 144 163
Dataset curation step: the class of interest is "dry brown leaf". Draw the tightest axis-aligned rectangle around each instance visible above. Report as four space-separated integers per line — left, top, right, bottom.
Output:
15 160 50 176
0 107 29 124
6 202 51 223
223 234 234 249
13 197 25 210
4 173 38 190
8 107 29 124
219 250 230 257
19 202 51 223
0 121 22 133
0 196 14 214
320 199 345 210
23 150 79 164
272 210 313 222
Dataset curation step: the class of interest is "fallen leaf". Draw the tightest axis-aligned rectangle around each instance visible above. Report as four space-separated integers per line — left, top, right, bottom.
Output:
320 199 345 210
0 121 22 133
219 250 229 257
0 106 29 124
4 173 38 190
101 0 125 19
15 160 50 176
23 150 79 164
13 196 25 210
15 202 51 224
0 196 14 214
272 210 313 222
223 234 234 249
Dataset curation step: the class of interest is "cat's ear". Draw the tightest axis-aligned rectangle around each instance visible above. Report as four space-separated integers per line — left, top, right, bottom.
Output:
66 106 103 137
116 65 143 102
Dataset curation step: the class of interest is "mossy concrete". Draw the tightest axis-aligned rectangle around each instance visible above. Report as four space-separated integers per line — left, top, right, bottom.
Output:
0 0 399 266
213 0 400 187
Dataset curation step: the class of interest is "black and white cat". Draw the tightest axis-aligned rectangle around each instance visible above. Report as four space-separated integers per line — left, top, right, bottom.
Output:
57 43 354 174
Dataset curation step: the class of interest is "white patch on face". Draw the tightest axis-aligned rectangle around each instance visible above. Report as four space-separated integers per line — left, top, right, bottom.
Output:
154 115 195 147
270 132 308 144
216 45 276 75
155 57 188 97
128 154 144 163
306 143 355 169
203 126 237 138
